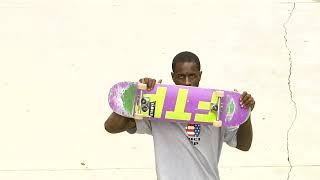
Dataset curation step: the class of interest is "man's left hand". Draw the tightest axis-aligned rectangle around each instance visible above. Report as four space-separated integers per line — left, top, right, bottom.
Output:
240 91 255 110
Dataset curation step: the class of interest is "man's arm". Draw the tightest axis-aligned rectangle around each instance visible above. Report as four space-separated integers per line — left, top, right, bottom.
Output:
104 112 136 134
105 77 161 134
235 91 255 151
236 116 252 151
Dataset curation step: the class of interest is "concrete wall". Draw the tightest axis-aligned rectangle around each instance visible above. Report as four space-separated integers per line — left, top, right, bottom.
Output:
0 0 319 179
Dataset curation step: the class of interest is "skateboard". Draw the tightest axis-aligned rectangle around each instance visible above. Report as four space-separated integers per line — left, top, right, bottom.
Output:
108 81 251 127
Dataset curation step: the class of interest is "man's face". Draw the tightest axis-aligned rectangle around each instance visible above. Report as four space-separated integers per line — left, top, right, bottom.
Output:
171 62 202 87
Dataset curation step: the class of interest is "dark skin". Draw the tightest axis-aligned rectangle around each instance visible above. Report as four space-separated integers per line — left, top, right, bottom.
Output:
105 62 255 151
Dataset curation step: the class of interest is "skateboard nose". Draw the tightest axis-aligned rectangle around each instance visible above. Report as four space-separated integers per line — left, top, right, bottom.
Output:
108 83 120 108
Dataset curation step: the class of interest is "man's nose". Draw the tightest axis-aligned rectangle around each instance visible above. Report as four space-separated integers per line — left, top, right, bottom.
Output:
185 77 191 86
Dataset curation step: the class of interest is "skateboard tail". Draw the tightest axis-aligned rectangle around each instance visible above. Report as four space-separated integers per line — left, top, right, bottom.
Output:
108 82 137 118
220 93 251 126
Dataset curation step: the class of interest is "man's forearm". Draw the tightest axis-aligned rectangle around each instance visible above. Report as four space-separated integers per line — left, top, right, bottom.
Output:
105 112 136 133
236 116 253 151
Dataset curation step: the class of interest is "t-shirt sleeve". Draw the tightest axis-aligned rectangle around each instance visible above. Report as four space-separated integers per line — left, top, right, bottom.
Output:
127 119 152 135
222 125 239 148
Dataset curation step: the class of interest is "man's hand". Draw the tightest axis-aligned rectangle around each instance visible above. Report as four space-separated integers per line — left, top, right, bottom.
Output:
139 77 162 91
234 90 254 151
240 91 255 110
234 89 255 110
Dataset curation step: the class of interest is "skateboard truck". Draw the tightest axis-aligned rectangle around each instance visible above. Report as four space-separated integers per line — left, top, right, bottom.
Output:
141 97 150 112
210 91 224 127
134 83 148 119
210 103 218 112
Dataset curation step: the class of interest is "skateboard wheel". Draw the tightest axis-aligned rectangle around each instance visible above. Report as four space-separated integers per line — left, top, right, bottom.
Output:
141 98 147 104
137 83 147 90
142 105 148 112
212 120 222 127
134 114 144 120
210 104 218 112
215 91 224 97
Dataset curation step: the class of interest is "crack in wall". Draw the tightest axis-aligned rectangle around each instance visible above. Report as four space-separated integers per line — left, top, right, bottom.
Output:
283 3 297 180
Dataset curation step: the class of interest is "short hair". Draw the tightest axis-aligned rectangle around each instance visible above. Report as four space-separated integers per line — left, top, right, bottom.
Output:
172 51 201 72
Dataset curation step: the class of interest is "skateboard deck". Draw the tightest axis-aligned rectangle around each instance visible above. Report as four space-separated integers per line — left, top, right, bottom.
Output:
108 81 251 127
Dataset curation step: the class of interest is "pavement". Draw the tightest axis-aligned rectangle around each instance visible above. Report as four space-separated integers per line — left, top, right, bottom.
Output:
0 0 319 179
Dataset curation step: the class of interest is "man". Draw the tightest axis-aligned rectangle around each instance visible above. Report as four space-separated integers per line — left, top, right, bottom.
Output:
105 51 255 180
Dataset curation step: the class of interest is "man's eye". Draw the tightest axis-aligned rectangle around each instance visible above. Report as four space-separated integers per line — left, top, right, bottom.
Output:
189 75 195 78
178 75 184 79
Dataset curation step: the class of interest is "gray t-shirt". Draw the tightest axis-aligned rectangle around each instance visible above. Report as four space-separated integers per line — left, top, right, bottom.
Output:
127 120 239 180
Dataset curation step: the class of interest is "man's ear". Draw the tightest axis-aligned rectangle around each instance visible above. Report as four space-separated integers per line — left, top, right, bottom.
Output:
199 71 202 79
171 72 174 79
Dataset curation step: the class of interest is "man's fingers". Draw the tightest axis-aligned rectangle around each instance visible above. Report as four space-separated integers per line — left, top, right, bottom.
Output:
239 91 255 109
150 79 156 90
243 95 253 109
141 78 148 84
249 99 255 107
243 98 252 108
144 78 150 89
144 78 156 91
251 100 255 109
138 78 158 91
240 93 250 107
244 99 254 109
240 92 248 102
148 79 153 90
240 91 247 101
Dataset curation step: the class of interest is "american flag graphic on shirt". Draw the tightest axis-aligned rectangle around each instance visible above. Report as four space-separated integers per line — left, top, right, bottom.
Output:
185 123 201 145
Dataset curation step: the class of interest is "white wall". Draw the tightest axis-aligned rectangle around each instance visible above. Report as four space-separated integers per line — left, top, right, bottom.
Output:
0 0 319 179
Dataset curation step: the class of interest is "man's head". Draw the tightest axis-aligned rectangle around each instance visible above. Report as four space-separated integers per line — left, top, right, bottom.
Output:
171 51 202 87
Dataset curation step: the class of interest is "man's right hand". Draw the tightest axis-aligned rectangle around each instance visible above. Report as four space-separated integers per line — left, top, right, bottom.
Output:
139 77 162 91
105 78 162 134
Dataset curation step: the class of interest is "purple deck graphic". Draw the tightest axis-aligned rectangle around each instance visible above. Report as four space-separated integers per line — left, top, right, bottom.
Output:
108 82 251 127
